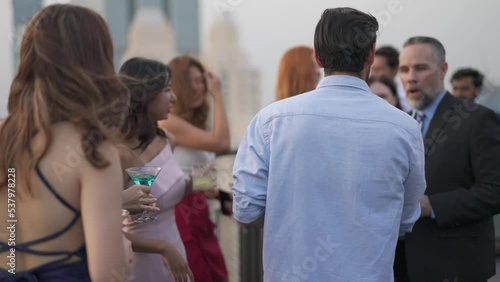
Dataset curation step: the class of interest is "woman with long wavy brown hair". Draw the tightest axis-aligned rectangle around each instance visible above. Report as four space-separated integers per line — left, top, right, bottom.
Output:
276 46 321 100
159 55 229 282
0 4 129 281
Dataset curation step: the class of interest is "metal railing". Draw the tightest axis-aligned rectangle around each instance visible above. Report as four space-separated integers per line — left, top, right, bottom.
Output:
215 151 264 282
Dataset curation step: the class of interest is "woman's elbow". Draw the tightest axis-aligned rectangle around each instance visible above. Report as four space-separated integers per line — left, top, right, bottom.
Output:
214 139 231 154
90 263 130 282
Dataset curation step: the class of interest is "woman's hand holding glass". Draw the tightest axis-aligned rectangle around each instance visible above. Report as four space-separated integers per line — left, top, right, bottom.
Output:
191 164 217 191
122 185 159 214
125 166 162 223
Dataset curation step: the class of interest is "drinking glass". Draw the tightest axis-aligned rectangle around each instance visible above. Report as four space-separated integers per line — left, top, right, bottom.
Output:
191 164 217 191
125 166 162 223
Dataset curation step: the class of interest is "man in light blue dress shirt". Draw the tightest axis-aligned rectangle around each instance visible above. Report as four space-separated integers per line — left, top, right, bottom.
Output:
232 8 426 282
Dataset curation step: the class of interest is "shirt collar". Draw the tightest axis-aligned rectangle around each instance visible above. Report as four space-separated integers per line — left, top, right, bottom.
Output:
316 75 371 93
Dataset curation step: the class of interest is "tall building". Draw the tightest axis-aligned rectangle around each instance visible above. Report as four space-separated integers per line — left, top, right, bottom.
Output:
121 3 178 63
122 0 200 63
0 0 263 149
204 16 261 150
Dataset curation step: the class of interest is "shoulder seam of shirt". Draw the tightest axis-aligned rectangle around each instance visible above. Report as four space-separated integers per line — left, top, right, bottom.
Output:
261 112 421 139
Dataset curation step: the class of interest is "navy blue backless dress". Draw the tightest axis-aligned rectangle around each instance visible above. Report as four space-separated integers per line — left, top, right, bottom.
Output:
0 167 90 281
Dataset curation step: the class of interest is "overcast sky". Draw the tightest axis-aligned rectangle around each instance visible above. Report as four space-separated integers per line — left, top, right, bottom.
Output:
1 1 498 119
200 0 500 107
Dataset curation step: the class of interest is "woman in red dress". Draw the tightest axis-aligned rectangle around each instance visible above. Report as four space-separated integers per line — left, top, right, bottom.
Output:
159 55 229 282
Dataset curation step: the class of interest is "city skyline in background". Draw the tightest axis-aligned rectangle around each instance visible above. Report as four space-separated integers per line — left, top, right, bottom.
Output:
1 0 499 126
200 0 500 109
0 2 500 280
0 0 261 149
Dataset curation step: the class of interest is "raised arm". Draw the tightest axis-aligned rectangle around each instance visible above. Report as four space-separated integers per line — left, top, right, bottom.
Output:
159 72 230 153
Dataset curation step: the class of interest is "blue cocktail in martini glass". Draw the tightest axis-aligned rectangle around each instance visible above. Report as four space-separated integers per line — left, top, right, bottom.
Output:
125 166 162 223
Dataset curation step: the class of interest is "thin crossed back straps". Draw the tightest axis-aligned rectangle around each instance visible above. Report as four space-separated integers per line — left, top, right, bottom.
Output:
0 166 85 263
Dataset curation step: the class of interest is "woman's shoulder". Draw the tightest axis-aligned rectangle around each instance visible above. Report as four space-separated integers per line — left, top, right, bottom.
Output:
116 142 144 170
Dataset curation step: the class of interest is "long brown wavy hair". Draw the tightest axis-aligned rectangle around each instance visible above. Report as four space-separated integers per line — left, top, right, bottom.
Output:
276 46 319 100
168 55 209 129
0 4 129 195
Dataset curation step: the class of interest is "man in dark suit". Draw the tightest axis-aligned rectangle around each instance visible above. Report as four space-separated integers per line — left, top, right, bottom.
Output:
395 36 500 282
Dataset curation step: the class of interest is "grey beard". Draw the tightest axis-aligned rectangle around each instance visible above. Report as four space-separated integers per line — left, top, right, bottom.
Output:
408 92 436 110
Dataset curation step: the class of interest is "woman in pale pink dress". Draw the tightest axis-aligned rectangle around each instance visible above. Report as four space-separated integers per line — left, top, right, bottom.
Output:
119 57 193 282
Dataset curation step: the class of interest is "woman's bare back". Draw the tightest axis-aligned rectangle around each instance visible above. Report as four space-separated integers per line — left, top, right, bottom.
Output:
0 122 127 280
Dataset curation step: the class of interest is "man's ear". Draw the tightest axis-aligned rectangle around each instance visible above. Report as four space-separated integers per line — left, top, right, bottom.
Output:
313 50 323 68
440 62 448 81
367 43 376 66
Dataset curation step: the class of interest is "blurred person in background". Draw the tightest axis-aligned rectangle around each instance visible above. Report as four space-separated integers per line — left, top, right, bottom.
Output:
275 46 321 100
368 76 402 109
371 45 412 111
160 55 229 282
450 67 484 101
0 4 129 281
119 57 194 282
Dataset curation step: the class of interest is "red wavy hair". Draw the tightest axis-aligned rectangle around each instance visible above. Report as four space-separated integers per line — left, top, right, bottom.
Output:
276 46 319 100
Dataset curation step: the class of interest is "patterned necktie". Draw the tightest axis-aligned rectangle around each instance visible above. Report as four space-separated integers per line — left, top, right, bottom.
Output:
414 111 426 133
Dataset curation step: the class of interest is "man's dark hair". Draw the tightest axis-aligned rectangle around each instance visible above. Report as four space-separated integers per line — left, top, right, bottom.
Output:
314 8 379 74
375 46 399 69
451 68 484 88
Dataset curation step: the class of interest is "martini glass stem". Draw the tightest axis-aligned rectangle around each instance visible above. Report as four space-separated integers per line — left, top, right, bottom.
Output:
125 167 162 224
137 210 150 222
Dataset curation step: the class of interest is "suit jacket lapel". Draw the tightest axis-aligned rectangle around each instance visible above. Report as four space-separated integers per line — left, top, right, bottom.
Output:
423 92 456 158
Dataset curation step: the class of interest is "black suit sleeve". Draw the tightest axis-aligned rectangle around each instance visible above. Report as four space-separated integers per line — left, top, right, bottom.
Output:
430 109 500 227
